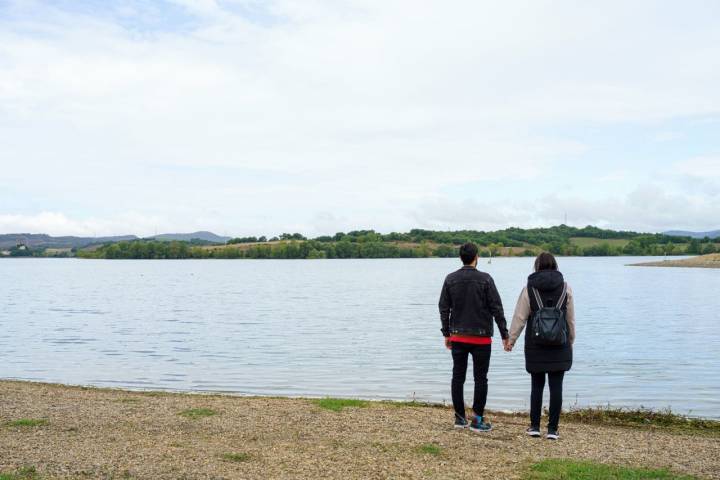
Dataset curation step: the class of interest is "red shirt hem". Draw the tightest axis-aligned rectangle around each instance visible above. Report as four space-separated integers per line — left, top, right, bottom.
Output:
449 335 492 345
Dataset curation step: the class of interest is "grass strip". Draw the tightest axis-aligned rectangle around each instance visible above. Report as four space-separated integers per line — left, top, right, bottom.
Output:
417 443 442 456
220 452 251 463
314 398 369 412
525 459 697 479
565 406 720 436
178 408 217 419
4 419 48 428
0 467 39 480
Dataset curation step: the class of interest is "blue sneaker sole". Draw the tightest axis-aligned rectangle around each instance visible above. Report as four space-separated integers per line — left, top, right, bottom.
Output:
468 426 492 433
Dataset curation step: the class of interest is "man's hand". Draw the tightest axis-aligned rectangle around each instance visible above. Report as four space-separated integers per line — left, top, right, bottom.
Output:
445 337 452 349
502 338 513 352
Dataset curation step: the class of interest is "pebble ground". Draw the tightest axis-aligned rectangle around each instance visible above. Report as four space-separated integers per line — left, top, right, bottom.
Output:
1 381 718 479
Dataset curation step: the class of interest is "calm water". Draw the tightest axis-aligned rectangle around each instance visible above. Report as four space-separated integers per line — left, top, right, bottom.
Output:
1 257 718 418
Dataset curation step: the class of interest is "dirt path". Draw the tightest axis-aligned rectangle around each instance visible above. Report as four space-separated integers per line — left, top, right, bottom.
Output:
1 381 718 479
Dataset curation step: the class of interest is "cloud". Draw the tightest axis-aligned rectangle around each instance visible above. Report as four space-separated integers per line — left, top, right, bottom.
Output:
539 184 720 231
652 131 686 142
1 1 720 235
0 212 165 237
672 156 720 177
411 182 720 233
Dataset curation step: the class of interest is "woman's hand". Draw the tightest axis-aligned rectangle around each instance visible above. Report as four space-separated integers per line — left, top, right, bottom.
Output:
445 337 452 349
503 338 513 352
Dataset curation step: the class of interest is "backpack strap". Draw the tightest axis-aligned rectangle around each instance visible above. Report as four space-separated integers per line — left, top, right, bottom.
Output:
556 282 568 309
532 283 568 310
531 287 544 309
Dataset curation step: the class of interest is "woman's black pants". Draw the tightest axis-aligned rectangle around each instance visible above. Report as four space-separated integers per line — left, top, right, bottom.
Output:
530 371 565 430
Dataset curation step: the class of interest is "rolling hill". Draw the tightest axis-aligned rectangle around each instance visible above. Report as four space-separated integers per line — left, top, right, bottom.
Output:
149 231 230 243
1 231 230 249
0 233 138 249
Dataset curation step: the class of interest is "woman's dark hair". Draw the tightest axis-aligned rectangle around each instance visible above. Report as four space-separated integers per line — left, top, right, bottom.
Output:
534 252 558 272
459 242 479 265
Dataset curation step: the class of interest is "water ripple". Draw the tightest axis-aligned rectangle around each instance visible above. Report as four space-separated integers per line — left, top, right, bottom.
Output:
1 257 718 418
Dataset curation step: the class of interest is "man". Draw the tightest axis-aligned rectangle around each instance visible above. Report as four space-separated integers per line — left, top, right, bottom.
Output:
439 242 509 432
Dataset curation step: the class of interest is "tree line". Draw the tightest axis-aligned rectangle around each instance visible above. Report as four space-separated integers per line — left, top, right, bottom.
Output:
228 225 700 247
77 236 719 260
79 240 439 259
7 224 720 260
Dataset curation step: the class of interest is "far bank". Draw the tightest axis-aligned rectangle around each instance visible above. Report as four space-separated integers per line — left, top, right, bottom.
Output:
629 253 720 268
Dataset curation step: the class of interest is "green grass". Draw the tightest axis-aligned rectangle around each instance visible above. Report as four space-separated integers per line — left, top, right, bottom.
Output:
569 237 630 248
416 443 442 456
0 467 39 480
314 398 369 412
565 406 720 436
524 459 696 479
4 419 48 428
220 452 251 463
178 408 217 419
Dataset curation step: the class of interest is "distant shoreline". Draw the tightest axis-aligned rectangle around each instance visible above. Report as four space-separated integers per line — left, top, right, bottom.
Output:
4 225 719 259
629 253 720 269
0 253 707 260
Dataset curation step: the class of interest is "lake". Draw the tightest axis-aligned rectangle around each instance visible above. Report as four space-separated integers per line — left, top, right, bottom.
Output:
1 257 718 418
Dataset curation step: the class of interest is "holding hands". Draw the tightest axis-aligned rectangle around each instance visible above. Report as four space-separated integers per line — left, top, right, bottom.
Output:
444 337 513 351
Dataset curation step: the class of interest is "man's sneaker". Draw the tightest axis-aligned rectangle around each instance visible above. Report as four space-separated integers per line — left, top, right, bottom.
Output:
546 429 559 440
526 426 541 437
454 416 469 429
469 416 492 433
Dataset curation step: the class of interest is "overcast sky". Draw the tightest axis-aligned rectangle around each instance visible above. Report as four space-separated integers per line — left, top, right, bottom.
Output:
1 0 719 237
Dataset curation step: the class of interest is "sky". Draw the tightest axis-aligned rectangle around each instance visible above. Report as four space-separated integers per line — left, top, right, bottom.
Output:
1 0 719 238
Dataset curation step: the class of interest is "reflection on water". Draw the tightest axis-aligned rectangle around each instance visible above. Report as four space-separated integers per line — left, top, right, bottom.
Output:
1 257 718 418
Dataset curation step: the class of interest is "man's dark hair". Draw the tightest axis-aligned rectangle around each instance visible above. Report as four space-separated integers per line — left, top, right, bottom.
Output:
534 252 558 272
459 242 478 265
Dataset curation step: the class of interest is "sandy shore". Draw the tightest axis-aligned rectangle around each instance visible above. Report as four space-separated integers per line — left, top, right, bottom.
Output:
1 381 718 479
630 253 720 268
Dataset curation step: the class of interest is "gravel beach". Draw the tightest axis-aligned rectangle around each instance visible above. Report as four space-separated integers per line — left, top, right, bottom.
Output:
1 381 718 479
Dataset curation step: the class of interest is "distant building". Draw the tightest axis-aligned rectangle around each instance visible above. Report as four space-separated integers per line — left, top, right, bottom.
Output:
0 250 10 256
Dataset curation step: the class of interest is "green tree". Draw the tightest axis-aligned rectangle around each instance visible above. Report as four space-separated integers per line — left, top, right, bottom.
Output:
686 238 701 254
701 243 717 254
488 242 504 257
434 244 456 257
417 241 433 258
307 249 327 259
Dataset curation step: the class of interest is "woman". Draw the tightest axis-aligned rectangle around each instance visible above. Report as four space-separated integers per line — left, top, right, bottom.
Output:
506 252 575 440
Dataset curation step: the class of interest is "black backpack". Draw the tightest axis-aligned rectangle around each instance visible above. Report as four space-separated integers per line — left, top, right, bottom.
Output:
530 283 568 346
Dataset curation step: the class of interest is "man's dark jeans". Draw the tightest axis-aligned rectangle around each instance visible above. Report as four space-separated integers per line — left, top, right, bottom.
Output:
450 342 491 420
